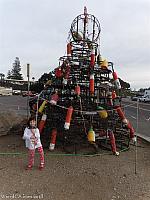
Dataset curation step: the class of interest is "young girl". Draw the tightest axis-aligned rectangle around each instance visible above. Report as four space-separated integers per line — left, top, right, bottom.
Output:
23 116 44 170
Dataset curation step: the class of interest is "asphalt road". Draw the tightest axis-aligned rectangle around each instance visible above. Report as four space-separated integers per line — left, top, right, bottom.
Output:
0 96 150 141
122 98 150 141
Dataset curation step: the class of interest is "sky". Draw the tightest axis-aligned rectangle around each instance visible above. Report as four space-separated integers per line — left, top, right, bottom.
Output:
0 0 150 90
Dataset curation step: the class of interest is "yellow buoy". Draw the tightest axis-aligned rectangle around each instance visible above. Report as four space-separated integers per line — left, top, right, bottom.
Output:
98 110 108 119
100 59 108 69
38 100 47 113
87 127 95 142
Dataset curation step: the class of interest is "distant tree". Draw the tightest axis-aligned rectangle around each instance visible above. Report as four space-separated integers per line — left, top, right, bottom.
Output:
138 88 145 93
38 72 54 84
7 57 23 80
29 72 55 93
7 70 12 79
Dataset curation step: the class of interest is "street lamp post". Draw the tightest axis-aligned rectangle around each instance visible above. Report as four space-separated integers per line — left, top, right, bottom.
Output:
27 64 30 119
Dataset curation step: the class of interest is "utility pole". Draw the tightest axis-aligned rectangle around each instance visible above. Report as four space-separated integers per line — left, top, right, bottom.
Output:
27 64 30 119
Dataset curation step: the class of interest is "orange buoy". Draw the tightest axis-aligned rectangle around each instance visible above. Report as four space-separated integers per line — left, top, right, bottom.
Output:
126 121 135 139
67 43 72 57
38 114 47 134
116 107 126 120
113 72 121 89
108 130 119 156
64 106 73 130
49 128 57 151
90 74 94 95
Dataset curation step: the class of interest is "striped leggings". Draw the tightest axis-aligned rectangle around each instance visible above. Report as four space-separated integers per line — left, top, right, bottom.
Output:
28 146 44 167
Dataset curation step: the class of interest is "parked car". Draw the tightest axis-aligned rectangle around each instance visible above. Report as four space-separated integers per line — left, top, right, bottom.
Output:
12 90 21 95
131 96 138 101
22 91 37 97
139 95 150 102
131 94 143 101
0 87 12 96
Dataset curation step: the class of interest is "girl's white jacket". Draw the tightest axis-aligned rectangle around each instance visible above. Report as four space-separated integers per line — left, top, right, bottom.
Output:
23 127 42 150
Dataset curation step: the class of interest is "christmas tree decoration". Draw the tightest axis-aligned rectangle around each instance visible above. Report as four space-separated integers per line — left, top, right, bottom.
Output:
30 7 134 154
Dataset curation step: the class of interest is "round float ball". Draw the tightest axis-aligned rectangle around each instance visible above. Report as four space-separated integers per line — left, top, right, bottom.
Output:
98 110 108 119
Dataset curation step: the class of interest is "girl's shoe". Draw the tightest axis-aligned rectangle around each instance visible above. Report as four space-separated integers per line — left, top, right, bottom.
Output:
26 165 32 170
39 164 44 170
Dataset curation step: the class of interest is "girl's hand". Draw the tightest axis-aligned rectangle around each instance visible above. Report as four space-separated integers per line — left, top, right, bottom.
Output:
30 135 35 139
30 136 37 144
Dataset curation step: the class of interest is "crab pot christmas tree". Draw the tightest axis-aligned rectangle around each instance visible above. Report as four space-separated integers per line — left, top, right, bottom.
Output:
30 7 135 154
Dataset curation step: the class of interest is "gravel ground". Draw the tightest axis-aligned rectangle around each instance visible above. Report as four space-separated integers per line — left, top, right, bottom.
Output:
0 134 150 200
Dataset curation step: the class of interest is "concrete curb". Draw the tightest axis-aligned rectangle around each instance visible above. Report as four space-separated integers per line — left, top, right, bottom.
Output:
137 133 150 143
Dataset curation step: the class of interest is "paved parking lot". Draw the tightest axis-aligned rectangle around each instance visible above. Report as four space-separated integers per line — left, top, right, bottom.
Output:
0 95 27 116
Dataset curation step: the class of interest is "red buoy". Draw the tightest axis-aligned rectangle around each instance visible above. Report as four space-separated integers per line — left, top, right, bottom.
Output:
90 74 94 95
116 107 126 120
49 128 57 151
38 114 47 134
126 121 135 138
108 130 119 155
55 67 62 78
67 43 72 57
64 106 73 130
90 49 95 68
113 71 121 89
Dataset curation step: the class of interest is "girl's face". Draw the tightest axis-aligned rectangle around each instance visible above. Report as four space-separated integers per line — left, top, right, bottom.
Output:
30 120 36 128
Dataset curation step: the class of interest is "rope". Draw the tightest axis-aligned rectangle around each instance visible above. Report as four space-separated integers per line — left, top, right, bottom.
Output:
0 146 129 157
38 96 150 114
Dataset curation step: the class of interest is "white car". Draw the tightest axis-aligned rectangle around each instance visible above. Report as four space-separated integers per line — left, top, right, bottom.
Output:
139 95 150 102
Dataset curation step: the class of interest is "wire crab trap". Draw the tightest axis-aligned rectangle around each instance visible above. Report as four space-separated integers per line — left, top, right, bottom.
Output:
29 7 135 155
